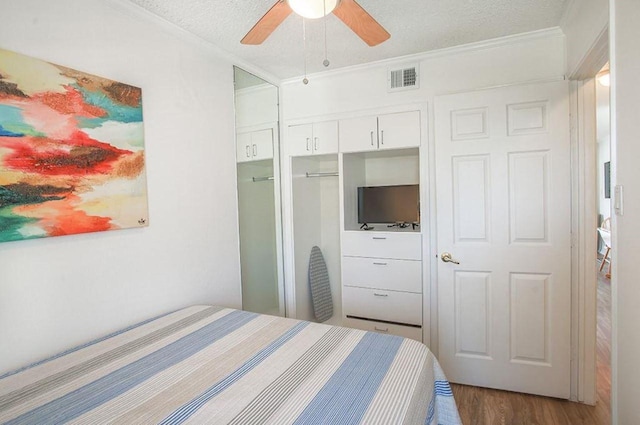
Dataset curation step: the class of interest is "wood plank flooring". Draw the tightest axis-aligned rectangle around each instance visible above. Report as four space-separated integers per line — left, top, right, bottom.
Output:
451 269 611 425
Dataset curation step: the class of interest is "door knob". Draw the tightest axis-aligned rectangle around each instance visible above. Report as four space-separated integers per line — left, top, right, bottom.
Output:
441 252 460 264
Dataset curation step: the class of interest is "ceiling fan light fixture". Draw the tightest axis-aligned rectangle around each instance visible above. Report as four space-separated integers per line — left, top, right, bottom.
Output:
287 0 339 19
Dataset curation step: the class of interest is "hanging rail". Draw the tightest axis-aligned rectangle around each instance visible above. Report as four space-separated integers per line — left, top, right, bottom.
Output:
305 171 339 178
252 176 274 182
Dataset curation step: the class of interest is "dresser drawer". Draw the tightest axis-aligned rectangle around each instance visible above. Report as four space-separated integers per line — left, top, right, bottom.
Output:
343 317 422 342
341 231 421 260
343 286 422 326
342 256 422 293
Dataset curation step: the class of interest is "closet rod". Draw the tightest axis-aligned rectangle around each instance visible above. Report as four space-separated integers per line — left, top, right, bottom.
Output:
305 171 339 178
252 176 274 182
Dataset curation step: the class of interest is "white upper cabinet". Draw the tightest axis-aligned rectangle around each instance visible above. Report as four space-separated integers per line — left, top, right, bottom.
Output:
339 110 420 153
237 128 273 163
288 120 338 156
377 111 421 151
338 116 378 153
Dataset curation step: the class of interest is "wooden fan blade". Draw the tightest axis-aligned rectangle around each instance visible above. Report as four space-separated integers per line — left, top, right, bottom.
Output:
241 1 292 45
333 0 390 46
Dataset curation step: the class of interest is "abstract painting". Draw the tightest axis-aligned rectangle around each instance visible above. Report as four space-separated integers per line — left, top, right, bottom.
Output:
0 48 148 243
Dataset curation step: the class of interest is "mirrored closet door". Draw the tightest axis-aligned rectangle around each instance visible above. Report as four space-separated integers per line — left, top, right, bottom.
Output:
233 66 284 316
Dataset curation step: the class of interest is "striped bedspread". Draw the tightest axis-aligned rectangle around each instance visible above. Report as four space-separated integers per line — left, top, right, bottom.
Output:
0 305 461 424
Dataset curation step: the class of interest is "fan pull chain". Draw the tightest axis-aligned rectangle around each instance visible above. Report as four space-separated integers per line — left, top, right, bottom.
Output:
323 0 330 67
302 18 309 85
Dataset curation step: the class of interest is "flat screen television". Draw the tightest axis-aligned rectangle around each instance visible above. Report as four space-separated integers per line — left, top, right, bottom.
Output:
357 184 419 224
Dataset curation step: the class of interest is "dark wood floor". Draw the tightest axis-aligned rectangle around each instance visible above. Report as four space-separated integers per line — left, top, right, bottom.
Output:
452 269 611 425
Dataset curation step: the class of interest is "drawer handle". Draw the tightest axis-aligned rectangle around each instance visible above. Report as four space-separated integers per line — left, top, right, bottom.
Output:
373 293 388 297
374 326 389 333
372 237 387 240
373 262 388 266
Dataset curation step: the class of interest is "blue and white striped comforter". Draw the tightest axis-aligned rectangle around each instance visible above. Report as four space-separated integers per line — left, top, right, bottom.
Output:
0 305 461 424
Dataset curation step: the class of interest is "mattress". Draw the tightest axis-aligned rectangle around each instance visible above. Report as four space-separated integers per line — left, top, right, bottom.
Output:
0 305 461 424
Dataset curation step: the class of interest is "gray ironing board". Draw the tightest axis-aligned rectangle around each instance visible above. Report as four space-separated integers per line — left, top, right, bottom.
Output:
308 246 334 322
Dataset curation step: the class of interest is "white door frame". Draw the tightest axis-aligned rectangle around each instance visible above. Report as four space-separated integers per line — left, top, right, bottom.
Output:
568 27 609 405
569 78 598 404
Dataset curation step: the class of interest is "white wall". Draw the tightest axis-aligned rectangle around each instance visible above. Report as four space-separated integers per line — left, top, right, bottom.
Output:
281 29 565 120
0 0 242 374
610 1 640 423
561 0 609 77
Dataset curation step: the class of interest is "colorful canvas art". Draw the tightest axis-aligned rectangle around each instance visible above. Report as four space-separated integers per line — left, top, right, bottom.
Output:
0 48 148 243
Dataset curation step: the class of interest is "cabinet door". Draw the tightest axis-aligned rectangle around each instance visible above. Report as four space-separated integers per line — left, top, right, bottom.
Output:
377 110 421 150
236 132 253 163
312 120 339 154
250 128 273 161
288 124 313 157
339 115 378 153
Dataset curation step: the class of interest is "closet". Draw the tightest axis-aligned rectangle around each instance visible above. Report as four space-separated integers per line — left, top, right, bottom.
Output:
285 107 425 342
289 152 341 325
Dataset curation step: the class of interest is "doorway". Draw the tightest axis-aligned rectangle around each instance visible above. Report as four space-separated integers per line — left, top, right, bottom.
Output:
594 63 612 419
569 54 611 418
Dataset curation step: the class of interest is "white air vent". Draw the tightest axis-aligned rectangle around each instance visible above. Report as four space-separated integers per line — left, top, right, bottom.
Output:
388 64 419 92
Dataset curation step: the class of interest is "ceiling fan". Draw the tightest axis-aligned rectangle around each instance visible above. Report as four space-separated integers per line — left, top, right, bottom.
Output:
241 0 390 47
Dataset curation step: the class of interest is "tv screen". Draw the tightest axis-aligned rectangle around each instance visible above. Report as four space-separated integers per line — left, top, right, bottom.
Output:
357 184 419 224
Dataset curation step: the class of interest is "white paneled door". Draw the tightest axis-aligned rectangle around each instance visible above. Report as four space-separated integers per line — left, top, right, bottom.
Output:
435 81 571 398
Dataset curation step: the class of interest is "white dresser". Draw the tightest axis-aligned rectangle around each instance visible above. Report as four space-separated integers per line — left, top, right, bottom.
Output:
341 231 423 341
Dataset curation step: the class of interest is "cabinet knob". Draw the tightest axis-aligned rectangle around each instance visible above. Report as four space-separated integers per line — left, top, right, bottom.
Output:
245 145 251 158
252 144 257 156
374 326 389 333
314 137 319 151
306 138 311 151
370 131 375 146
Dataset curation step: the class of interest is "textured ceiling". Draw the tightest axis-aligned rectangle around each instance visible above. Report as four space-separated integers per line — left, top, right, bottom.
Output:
127 0 569 80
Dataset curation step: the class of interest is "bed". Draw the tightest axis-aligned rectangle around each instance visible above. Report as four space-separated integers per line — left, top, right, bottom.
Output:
0 305 461 424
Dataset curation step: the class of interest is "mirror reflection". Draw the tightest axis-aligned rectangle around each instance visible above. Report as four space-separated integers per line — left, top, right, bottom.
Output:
233 66 283 316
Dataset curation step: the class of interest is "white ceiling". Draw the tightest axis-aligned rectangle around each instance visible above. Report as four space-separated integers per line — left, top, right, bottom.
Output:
127 0 569 80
